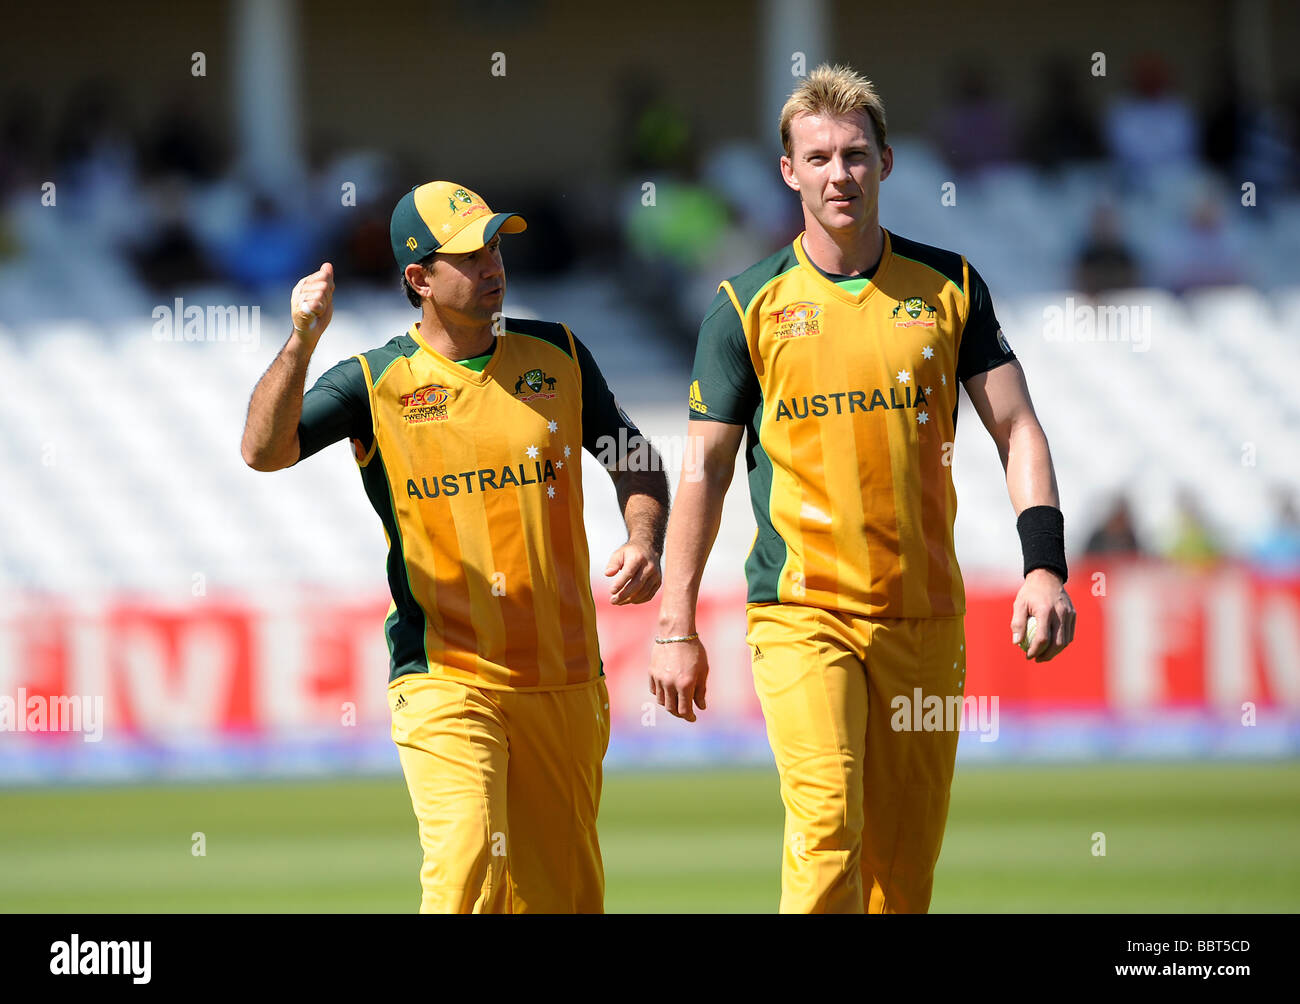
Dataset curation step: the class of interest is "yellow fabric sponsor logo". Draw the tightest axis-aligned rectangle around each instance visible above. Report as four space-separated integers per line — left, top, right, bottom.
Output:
689 380 708 414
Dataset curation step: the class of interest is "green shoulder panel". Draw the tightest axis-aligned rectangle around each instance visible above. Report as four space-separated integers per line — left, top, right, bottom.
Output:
504 317 575 360
887 232 966 294
722 243 802 317
361 333 421 391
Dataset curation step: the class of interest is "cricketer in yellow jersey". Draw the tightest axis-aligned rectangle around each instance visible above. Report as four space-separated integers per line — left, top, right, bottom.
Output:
241 181 670 913
651 65 1078 913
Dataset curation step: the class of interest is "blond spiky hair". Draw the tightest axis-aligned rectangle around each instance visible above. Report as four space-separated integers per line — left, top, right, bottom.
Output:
779 63 887 156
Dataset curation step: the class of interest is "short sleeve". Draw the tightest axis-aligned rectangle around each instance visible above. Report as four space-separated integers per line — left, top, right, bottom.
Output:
956 263 1016 383
296 357 372 462
574 333 642 456
688 286 758 424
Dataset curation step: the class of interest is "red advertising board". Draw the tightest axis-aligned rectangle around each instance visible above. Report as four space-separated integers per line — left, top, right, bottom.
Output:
1 564 1297 751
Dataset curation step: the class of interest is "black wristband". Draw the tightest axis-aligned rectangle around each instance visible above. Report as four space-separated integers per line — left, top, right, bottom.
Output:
1017 505 1067 583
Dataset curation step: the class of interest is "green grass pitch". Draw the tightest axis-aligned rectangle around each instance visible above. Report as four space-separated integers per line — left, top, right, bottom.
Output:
1 763 1297 912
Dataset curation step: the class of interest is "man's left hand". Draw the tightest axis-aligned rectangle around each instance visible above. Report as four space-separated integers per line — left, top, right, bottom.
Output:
1011 569 1076 662
605 541 662 605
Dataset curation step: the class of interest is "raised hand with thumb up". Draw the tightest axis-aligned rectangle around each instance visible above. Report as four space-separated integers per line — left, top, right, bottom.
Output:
291 262 335 348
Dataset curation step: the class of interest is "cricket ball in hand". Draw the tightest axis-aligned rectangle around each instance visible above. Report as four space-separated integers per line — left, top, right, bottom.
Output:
1018 615 1038 654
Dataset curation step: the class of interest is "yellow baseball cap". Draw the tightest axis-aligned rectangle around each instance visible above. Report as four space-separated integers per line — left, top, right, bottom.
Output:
389 181 527 266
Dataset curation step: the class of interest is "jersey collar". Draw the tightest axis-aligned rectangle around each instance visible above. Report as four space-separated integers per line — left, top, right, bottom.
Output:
407 322 503 386
793 227 892 306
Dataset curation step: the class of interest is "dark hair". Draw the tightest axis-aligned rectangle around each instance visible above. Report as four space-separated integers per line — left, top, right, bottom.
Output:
400 250 440 308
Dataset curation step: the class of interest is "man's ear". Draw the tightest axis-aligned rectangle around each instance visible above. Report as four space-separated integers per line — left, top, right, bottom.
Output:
404 262 430 298
779 155 800 193
879 144 894 183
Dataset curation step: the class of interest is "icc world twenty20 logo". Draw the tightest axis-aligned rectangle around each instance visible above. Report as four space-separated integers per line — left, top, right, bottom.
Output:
769 301 822 340
400 384 452 423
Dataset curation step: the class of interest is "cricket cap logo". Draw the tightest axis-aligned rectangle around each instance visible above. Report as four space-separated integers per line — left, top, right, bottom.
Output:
390 180 527 267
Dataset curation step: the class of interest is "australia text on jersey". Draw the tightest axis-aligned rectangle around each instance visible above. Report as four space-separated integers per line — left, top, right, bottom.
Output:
773 383 930 421
405 459 559 499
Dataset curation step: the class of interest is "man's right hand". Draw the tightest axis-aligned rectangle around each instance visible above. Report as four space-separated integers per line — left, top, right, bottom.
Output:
241 262 335 472
291 262 335 347
649 636 709 723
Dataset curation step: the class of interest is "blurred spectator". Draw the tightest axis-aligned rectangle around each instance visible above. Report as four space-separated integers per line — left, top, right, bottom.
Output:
0 90 43 265
129 175 214 291
1073 202 1139 295
616 72 692 175
701 141 801 250
1283 81 1300 191
1150 189 1246 292
1022 57 1104 171
622 175 730 338
1249 486 1300 574
935 64 1016 176
1202 61 1294 202
1236 103 1296 203
309 148 405 282
685 141 800 320
1104 55 1199 190
1202 61 1247 180
210 192 316 290
615 72 735 342
123 102 230 292
0 89 43 198
341 209 400 283
1084 496 1143 557
52 78 141 251
143 100 223 184
1163 489 1223 567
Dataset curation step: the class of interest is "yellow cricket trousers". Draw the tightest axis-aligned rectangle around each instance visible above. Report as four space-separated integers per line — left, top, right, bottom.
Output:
388 673 611 913
747 603 966 913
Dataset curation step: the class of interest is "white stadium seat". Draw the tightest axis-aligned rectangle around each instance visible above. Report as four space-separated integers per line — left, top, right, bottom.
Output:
3 255 1298 598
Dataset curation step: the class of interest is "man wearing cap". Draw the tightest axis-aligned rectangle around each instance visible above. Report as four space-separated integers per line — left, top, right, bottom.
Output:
240 181 670 913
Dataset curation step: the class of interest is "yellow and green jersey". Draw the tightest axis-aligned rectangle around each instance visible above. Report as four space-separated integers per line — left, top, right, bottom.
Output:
689 229 1016 619
297 318 638 690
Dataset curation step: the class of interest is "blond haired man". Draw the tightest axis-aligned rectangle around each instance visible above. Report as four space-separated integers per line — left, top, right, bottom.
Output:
651 66 1076 912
